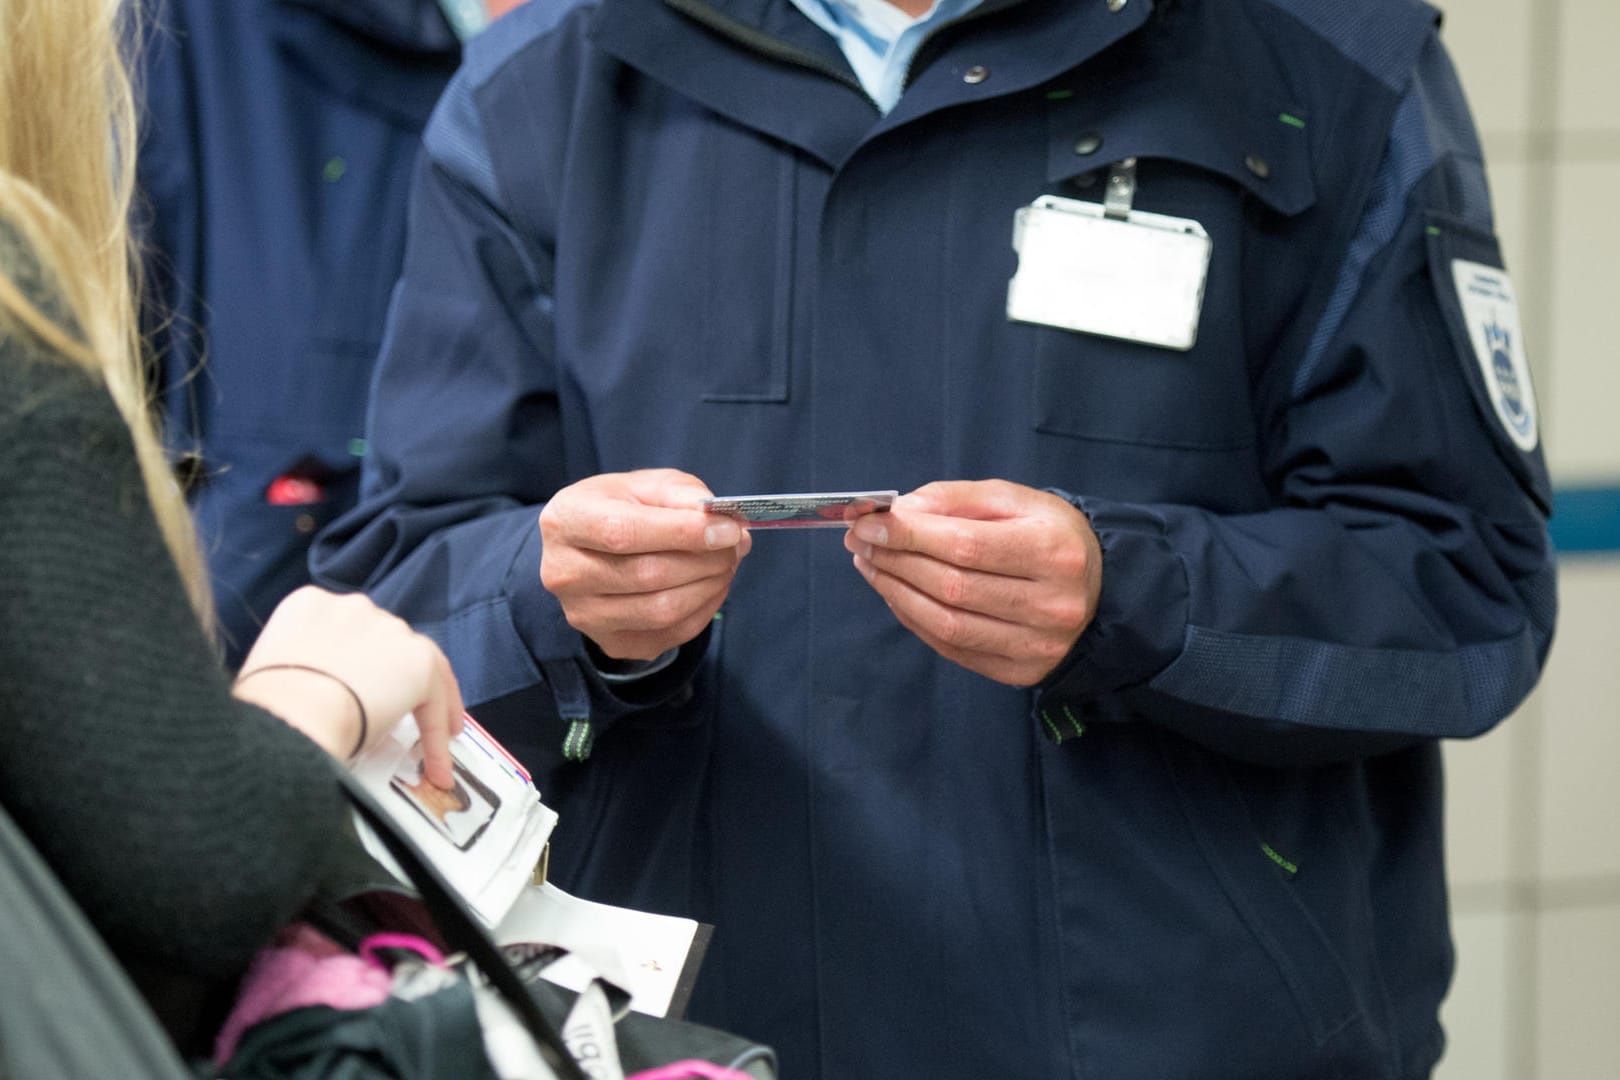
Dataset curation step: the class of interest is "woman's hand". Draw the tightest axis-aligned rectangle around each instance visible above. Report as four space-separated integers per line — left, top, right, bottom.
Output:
233 586 464 788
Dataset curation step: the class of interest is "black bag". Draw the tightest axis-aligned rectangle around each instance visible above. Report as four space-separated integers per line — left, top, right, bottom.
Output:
223 983 496 1080
222 977 776 1080
219 773 775 1080
0 804 196 1080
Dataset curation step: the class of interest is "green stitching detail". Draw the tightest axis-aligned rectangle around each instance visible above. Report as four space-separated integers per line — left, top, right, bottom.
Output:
1062 705 1085 739
1040 710 1065 744
1261 842 1298 876
1426 225 1443 236
322 156 347 183
347 437 368 458
563 718 593 761
1046 89 1075 100
1278 112 1306 130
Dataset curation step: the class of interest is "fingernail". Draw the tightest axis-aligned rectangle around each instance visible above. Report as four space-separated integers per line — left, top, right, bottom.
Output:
705 520 740 548
852 520 888 545
853 554 875 581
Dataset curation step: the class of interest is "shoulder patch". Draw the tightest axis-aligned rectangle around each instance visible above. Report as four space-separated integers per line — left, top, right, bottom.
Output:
1426 212 1551 514
1450 259 1536 452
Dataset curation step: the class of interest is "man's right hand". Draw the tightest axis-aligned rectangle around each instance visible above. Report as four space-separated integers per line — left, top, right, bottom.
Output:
539 469 751 660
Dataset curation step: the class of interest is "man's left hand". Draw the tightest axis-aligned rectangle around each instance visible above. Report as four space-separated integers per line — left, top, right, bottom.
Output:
844 480 1102 686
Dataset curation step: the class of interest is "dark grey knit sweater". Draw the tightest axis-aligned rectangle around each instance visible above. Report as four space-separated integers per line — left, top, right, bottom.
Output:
1 223 346 1046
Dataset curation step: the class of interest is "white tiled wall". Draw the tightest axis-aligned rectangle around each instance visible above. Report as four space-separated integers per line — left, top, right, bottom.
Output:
1556 2 1620 134
1436 1 1620 1077
1443 702 1516 893
1547 162 1620 482
1440 909 1518 1080
1537 563 1620 882
1536 907 1620 1076
1442 0 1535 136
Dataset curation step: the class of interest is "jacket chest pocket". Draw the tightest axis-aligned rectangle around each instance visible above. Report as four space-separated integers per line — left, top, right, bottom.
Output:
1026 87 1316 450
694 122 797 404
577 113 797 408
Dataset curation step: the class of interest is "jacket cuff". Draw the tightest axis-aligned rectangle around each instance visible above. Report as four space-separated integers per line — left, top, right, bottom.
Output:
1037 493 1190 709
505 524 707 759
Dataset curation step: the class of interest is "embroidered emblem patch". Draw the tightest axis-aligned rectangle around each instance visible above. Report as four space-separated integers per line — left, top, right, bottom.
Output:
1451 259 1537 452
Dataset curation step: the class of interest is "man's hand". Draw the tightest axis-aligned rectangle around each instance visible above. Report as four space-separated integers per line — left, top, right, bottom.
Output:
844 480 1102 686
539 469 751 660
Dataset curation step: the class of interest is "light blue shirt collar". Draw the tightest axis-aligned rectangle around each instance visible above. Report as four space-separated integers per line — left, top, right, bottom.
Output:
437 0 488 40
787 0 987 114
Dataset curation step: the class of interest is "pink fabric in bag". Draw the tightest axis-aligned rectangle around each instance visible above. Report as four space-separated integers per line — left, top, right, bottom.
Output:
627 1062 759 1080
212 924 437 1066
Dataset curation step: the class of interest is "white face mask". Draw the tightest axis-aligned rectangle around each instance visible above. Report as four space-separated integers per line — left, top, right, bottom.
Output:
437 0 488 40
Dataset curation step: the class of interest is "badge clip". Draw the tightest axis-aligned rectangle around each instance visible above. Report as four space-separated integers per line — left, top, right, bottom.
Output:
1103 157 1137 221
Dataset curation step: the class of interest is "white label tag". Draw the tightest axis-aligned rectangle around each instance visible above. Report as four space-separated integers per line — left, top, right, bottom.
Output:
497 882 704 1018
1451 258 1537 452
1007 194 1212 351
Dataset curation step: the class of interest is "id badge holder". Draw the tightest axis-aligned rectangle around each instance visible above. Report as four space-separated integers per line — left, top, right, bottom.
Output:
1007 160 1212 351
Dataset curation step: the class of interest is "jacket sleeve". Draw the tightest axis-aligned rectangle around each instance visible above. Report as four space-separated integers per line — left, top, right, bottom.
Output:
1038 30 1557 768
0 344 343 985
309 64 697 750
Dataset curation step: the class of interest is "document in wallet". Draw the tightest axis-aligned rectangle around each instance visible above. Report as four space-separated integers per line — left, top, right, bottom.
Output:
349 712 556 927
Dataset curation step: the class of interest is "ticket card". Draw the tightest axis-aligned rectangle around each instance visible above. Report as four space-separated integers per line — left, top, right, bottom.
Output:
702 489 897 529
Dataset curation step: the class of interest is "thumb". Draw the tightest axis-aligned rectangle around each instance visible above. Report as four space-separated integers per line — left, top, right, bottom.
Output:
623 468 714 510
900 480 1032 521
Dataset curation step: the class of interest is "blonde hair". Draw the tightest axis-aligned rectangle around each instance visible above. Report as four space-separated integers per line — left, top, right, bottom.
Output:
0 0 214 627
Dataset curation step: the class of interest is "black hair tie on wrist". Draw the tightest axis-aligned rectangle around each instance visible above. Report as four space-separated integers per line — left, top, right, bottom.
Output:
235 663 370 759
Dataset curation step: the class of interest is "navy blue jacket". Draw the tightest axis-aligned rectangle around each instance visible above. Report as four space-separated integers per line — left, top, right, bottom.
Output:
136 0 461 666
314 1 1558 1076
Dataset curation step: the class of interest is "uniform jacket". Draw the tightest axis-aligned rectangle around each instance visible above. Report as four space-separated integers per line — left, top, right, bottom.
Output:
313 1 1558 1076
137 0 462 666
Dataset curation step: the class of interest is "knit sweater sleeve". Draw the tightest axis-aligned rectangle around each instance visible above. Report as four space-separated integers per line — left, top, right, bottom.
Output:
0 329 345 984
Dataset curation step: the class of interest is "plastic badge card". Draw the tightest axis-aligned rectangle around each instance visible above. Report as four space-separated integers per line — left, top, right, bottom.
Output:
1007 193 1211 351
702 490 897 529
350 712 557 928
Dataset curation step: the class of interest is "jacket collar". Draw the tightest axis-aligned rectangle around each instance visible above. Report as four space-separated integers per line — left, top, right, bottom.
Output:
589 0 1154 169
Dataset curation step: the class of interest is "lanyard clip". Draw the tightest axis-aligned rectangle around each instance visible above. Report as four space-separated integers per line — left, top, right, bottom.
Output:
1103 157 1137 221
